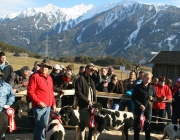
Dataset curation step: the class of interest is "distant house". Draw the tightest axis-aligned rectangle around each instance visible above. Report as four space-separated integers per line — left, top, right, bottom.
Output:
149 51 180 85
14 53 28 57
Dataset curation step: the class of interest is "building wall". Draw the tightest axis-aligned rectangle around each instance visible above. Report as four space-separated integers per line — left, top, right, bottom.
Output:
152 64 180 85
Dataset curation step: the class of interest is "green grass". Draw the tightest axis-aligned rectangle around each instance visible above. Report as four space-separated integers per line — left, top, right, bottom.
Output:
6 53 151 80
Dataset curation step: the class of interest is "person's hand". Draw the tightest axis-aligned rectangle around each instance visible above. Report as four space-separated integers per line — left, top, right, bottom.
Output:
103 82 108 87
149 96 153 101
52 105 56 112
88 101 93 106
39 102 46 108
140 105 145 111
13 88 17 93
93 67 98 72
4 105 10 109
68 82 72 84
161 96 166 101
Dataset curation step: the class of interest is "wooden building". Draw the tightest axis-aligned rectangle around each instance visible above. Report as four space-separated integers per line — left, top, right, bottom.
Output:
149 51 180 85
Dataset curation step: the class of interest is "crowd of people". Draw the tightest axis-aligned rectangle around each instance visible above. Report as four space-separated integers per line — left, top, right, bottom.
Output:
0 51 180 140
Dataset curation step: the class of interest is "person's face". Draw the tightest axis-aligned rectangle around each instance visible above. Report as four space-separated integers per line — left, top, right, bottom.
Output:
86 66 94 76
101 69 107 76
34 63 40 71
143 75 152 84
108 70 114 75
167 82 172 87
22 71 30 79
112 76 118 84
66 69 73 76
54 69 60 74
176 81 180 86
159 81 165 86
40 66 49 75
0 56 6 64
80 68 85 74
139 73 144 80
129 72 136 79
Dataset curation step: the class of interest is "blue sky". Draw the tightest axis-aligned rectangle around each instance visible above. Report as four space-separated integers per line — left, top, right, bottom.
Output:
0 0 180 15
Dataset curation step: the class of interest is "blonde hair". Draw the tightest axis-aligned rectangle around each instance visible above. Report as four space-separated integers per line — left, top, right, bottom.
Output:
143 71 153 78
152 78 159 84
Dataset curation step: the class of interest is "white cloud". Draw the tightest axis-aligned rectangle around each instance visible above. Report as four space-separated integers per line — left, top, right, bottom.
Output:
0 0 37 15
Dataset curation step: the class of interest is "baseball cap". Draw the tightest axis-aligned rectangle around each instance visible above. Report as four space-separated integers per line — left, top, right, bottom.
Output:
53 64 62 70
177 78 180 83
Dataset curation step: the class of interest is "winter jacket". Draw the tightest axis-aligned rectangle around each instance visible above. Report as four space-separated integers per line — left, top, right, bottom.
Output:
97 75 110 92
153 84 172 109
172 90 180 115
123 78 136 92
0 80 15 111
54 73 78 93
0 62 13 82
27 71 55 108
8 70 29 92
131 82 157 116
75 74 97 108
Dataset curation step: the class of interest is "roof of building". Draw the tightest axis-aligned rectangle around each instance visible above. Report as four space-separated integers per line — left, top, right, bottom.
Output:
149 51 180 65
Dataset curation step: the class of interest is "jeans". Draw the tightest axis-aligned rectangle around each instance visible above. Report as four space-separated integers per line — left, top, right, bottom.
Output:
119 99 132 112
110 102 120 110
151 109 165 132
165 103 171 120
33 106 51 140
134 112 151 140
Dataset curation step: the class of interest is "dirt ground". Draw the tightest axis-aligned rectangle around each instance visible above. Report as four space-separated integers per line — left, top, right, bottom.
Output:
6 129 164 140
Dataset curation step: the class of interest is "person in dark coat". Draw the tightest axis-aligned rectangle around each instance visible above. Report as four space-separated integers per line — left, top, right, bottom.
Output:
54 64 78 107
75 64 97 140
97 67 110 108
171 89 180 124
0 52 13 82
131 71 157 140
108 74 124 110
50 64 62 84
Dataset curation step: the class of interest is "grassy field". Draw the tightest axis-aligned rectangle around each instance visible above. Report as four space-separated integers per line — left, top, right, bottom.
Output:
6 53 151 80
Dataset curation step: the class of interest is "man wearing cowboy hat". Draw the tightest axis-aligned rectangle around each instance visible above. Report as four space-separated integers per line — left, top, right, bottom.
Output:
0 71 15 140
27 58 56 140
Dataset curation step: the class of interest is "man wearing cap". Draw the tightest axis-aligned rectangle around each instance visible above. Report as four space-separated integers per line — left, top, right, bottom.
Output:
50 64 62 84
0 52 13 82
54 64 78 107
0 71 15 140
151 76 172 133
27 58 56 140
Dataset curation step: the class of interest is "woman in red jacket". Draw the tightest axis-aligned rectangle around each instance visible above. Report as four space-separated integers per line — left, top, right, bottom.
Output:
151 76 172 134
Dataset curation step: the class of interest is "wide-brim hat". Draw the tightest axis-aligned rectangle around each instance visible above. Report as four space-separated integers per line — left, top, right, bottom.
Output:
38 58 52 69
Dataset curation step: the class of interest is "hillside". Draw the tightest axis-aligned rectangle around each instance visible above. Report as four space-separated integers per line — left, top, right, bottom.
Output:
6 53 151 80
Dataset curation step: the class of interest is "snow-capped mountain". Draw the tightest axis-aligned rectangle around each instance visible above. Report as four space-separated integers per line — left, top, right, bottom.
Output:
0 1 180 62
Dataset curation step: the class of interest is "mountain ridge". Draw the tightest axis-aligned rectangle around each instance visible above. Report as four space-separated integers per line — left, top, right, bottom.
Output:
0 1 180 63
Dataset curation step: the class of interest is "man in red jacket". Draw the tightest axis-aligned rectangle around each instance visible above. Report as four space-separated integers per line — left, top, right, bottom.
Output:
151 76 172 134
27 58 56 140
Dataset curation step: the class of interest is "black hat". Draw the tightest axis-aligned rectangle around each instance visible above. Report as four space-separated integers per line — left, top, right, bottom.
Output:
38 58 52 69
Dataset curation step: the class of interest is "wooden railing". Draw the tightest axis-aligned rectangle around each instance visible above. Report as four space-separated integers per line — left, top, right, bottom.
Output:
15 90 172 103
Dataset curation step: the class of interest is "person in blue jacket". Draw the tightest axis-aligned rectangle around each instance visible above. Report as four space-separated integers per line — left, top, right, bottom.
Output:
0 71 15 140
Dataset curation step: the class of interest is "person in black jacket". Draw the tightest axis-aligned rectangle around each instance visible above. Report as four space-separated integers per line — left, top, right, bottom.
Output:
131 71 157 140
171 90 180 124
0 52 13 82
75 64 97 140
